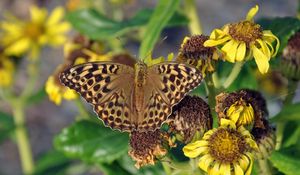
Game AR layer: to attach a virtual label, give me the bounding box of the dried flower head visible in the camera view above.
[251,119,276,159]
[167,95,212,143]
[281,32,300,81]
[215,89,268,129]
[128,130,168,168]
[183,119,258,175]
[177,35,219,76]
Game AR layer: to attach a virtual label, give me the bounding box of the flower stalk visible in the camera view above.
[184,0,202,35]
[12,101,34,174]
[223,61,244,88]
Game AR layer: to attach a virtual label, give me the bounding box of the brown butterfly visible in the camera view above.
[59,60,203,132]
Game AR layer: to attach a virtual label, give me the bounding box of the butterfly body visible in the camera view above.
[60,60,203,132]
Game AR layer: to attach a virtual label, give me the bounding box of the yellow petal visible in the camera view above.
[244,153,254,175]
[47,7,64,26]
[183,141,208,158]
[4,38,31,55]
[246,5,259,21]
[252,45,269,74]
[47,22,71,34]
[219,163,231,175]
[210,28,228,39]
[236,42,246,61]
[209,162,221,175]
[220,118,236,129]
[256,39,271,60]
[204,36,231,47]
[198,154,214,172]
[263,31,280,57]
[221,40,239,62]
[233,164,244,175]
[30,5,47,24]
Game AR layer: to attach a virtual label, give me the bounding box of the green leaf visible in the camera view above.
[258,17,300,53]
[27,87,47,106]
[34,150,71,175]
[271,103,300,122]
[54,120,129,164]
[67,8,187,40]
[117,155,164,175]
[98,161,131,175]
[139,0,181,58]
[269,146,300,175]
[0,111,15,143]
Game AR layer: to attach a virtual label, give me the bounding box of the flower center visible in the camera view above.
[208,128,247,163]
[24,22,44,40]
[229,21,262,45]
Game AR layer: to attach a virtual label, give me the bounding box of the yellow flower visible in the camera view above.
[45,74,77,105]
[0,56,15,87]
[0,6,70,59]
[183,119,258,175]
[204,5,279,74]
[226,99,255,128]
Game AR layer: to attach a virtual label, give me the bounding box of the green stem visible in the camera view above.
[223,62,244,88]
[162,161,172,175]
[275,80,298,150]
[206,75,218,127]
[184,0,202,35]
[21,60,40,98]
[12,102,34,174]
[258,159,272,175]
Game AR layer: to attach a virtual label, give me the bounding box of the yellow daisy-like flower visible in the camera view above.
[204,5,280,74]
[45,73,78,105]
[0,56,15,87]
[0,6,70,59]
[183,119,258,175]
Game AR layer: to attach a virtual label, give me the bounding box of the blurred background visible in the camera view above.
[0,0,299,174]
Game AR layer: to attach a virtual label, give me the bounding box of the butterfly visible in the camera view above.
[59,60,203,132]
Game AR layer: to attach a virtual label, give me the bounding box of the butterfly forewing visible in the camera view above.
[60,62,136,131]
[137,62,203,131]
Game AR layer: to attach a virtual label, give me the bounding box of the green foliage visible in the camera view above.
[258,17,300,53]
[139,0,181,58]
[271,103,300,122]
[98,155,164,175]
[0,111,14,143]
[67,7,187,41]
[54,120,129,164]
[269,146,300,175]
[34,150,71,175]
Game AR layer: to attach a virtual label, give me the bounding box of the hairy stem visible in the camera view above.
[223,62,244,88]
[13,102,34,174]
